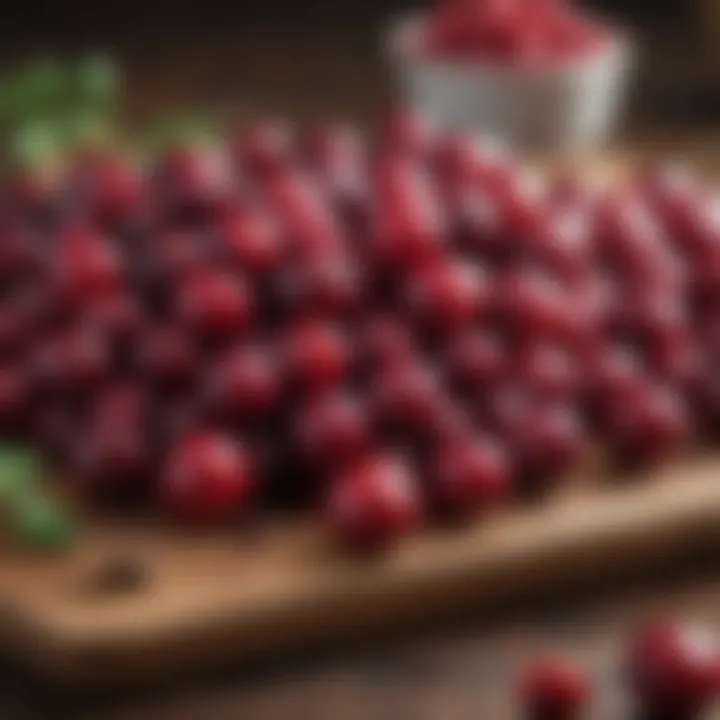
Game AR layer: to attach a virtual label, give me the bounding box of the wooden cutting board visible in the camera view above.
[3,155,716,690]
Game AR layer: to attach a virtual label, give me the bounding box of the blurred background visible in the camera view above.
[0,0,712,136]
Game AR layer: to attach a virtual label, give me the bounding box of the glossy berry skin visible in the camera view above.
[176,270,255,340]
[519,657,591,720]
[445,329,506,390]
[370,360,444,436]
[603,382,691,470]
[405,258,488,329]
[235,120,293,179]
[325,453,422,552]
[203,344,279,420]
[357,315,417,373]
[514,341,582,402]
[52,230,123,304]
[220,208,283,276]
[160,432,254,524]
[430,436,511,520]
[378,108,436,159]
[283,320,351,394]
[295,392,372,471]
[627,621,720,720]
[136,325,198,390]
[88,384,151,429]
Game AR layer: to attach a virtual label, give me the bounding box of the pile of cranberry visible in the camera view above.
[0,110,718,550]
[424,0,610,65]
[521,619,720,719]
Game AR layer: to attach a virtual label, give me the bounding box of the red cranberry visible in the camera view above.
[149,230,209,284]
[519,656,591,720]
[220,208,283,276]
[136,325,198,390]
[497,166,548,239]
[88,383,151,429]
[431,436,510,520]
[235,120,293,178]
[0,300,35,357]
[325,453,422,552]
[0,227,40,279]
[604,381,691,469]
[378,108,436,159]
[152,145,235,216]
[84,293,143,345]
[277,251,362,318]
[370,360,444,434]
[405,258,488,329]
[627,620,720,719]
[445,328,506,389]
[75,421,154,501]
[176,270,255,339]
[514,341,581,402]
[160,431,254,523]
[0,364,29,428]
[295,392,372,470]
[283,320,351,393]
[52,229,123,303]
[357,314,417,372]
[372,159,447,269]
[32,327,110,394]
[203,343,279,420]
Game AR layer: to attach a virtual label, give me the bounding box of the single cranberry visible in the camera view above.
[325,453,422,552]
[295,392,372,470]
[148,230,210,284]
[277,251,363,318]
[136,324,198,390]
[160,431,254,523]
[497,166,549,239]
[0,364,29,428]
[75,421,154,501]
[445,328,506,390]
[203,343,279,420]
[84,293,143,346]
[0,301,35,357]
[220,208,283,276]
[32,327,110,395]
[431,436,511,520]
[372,158,447,269]
[0,227,40,280]
[370,360,444,434]
[627,620,720,719]
[356,314,417,373]
[152,145,235,217]
[283,320,351,394]
[519,656,592,720]
[514,341,582,402]
[176,270,255,339]
[235,120,294,178]
[378,108,436,159]
[52,230,123,304]
[405,258,488,329]
[88,383,151,429]
[453,188,508,264]
[604,381,691,469]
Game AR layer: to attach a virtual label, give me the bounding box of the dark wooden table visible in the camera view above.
[3,18,720,720]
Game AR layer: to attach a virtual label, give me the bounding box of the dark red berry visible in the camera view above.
[519,656,591,720]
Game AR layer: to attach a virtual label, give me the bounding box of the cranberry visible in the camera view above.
[514,341,582,402]
[519,656,591,720]
[0,364,29,429]
[176,270,255,339]
[75,421,154,501]
[283,320,351,393]
[295,392,372,470]
[220,208,283,276]
[603,381,691,469]
[0,300,35,357]
[88,383,151,429]
[136,325,198,390]
[405,258,488,329]
[627,620,720,719]
[160,431,254,523]
[235,120,293,178]
[277,251,362,318]
[430,436,510,520]
[497,166,548,239]
[378,108,436,159]
[152,145,235,217]
[357,314,417,372]
[445,328,506,390]
[32,327,110,395]
[325,453,422,552]
[372,159,447,269]
[52,229,123,304]
[203,343,279,420]
[370,360,444,435]
[85,293,143,346]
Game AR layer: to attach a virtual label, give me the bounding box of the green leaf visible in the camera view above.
[1,57,66,122]
[13,496,76,552]
[7,120,61,167]
[0,444,42,504]
[75,53,119,114]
